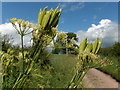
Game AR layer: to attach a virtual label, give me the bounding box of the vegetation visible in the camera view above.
[0,6,113,89]
[52,32,79,55]
[97,42,120,81]
[2,34,14,52]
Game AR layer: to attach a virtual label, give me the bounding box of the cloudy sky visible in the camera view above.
[0,2,118,47]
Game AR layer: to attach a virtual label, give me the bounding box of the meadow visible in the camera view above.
[22,53,119,88]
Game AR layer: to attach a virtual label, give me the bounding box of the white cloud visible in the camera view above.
[76,19,118,47]
[0,23,32,47]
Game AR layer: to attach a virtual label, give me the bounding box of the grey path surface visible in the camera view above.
[82,68,119,88]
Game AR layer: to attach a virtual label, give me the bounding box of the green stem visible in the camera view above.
[67,71,77,88]
[46,47,55,59]
[21,34,24,74]
[12,73,22,88]
[76,69,89,88]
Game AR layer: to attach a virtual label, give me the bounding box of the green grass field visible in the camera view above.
[49,54,77,88]
[24,54,119,88]
[24,54,77,88]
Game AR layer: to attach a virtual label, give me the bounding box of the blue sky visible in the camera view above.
[2,2,118,32]
[0,2,119,47]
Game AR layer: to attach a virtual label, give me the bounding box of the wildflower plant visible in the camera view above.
[67,38,112,88]
[0,6,112,89]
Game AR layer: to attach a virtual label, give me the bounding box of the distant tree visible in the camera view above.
[52,32,79,55]
[63,33,79,55]
[2,34,14,52]
[66,33,78,42]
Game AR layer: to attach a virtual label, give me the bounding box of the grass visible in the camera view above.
[24,54,77,88]
[97,55,120,82]
[49,54,77,88]
[24,54,119,88]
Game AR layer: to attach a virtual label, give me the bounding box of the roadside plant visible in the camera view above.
[67,38,112,88]
[10,18,34,73]
[1,6,66,88]
[0,6,112,89]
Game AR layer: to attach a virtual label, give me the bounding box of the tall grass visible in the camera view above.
[98,55,119,82]
[49,54,77,88]
[24,54,77,88]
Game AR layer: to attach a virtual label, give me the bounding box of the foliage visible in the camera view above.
[52,32,79,54]
[99,42,120,57]
[0,6,112,89]
[98,56,119,81]
[111,42,120,56]
[97,42,120,81]
[1,6,65,89]
[2,34,14,52]
[67,38,111,88]
[66,32,78,42]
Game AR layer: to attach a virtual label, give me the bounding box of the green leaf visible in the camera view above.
[31,74,44,78]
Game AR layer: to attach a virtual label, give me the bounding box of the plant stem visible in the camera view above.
[21,34,24,74]
[46,47,55,59]
[76,69,89,88]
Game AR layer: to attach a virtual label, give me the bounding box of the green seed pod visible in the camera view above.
[49,7,59,27]
[38,9,42,25]
[41,10,51,29]
[52,9,61,27]
[38,6,47,25]
[88,43,93,53]
[92,38,99,54]
[79,38,87,53]
[84,44,88,53]
[95,39,102,54]
[7,49,11,54]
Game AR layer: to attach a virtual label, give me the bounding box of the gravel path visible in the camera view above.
[82,68,119,88]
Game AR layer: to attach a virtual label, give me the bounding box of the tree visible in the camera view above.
[66,33,78,42]
[63,33,79,54]
[52,32,79,54]
[2,34,14,52]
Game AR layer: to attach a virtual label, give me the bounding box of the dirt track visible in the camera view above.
[82,68,119,88]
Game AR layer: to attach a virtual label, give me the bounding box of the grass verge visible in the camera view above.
[97,55,120,82]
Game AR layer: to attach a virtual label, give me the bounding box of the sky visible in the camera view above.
[0,2,119,47]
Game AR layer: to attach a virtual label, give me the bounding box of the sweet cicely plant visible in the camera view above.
[67,38,112,88]
[0,6,112,89]
[1,6,67,89]
[10,18,34,73]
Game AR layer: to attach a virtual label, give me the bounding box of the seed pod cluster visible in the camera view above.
[77,38,103,71]
[79,38,102,54]
[38,6,61,30]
